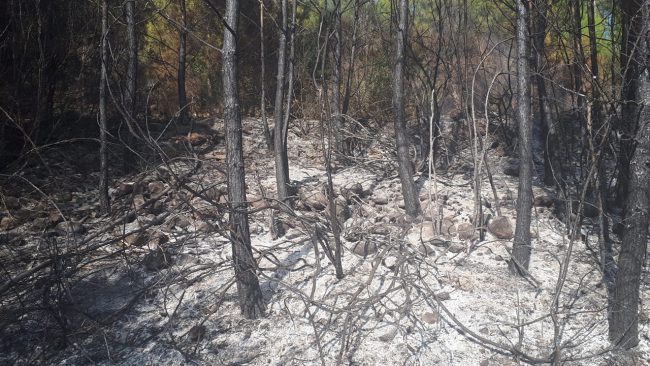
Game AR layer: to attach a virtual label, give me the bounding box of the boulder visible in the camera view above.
[487,216,514,239]
[533,195,554,207]
[143,248,172,271]
[148,181,166,198]
[2,196,20,210]
[55,221,86,235]
[502,159,520,177]
[0,216,19,231]
[457,222,476,240]
[303,191,328,211]
[352,241,378,257]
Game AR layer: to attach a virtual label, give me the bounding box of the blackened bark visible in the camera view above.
[586,0,615,294]
[99,0,111,215]
[332,0,343,154]
[609,0,649,349]
[393,0,421,217]
[123,0,138,171]
[616,0,643,205]
[222,0,265,319]
[341,0,360,116]
[259,1,272,149]
[274,0,290,204]
[509,0,533,275]
[178,0,189,125]
[531,0,557,187]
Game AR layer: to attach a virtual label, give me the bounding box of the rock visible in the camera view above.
[115,182,135,197]
[533,195,554,207]
[124,231,150,247]
[378,326,398,342]
[188,325,207,342]
[487,216,514,239]
[52,191,73,203]
[55,221,86,235]
[133,194,146,210]
[0,216,19,231]
[495,145,508,157]
[407,221,438,245]
[436,291,451,301]
[350,183,364,197]
[149,200,165,215]
[372,195,389,205]
[417,243,435,257]
[148,181,166,198]
[448,242,466,253]
[143,248,172,271]
[352,241,378,256]
[422,312,439,324]
[457,223,476,240]
[328,198,351,223]
[369,225,391,236]
[431,238,450,247]
[2,196,20,210]
[502,159,520,177]
[439,218,456,237]
[612,222,624,239]
[175,217,192,229]
[300,189,328,211]
[30,217,53,231]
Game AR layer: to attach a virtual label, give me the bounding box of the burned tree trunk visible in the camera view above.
[123,0,138,171]
[273,0,290,204]
[609,0,649,349]
[393,0,421,218]
[509,0,533,275]
[178,0,189,125]
[222,0,265,319]
[99,0,111,215]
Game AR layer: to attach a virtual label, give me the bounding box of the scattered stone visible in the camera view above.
[115,182,135,197]
[493,255,504,261]
[417,243,435,257]
[533,195,554,207]
[148,181,166,198]
[479,327,489,335]
[448,242,466,253]
[0,216,19,231]
[133,194,146,210]
[457,223,476,240]
[422,312,439,324]
[372,195,389,205]
[369,225,390,236]
[378,326,398,342]
[487,216,514,239]
[197,221,212,233]
[502,159,520,177]
[407,221,436,245]
[300,190,328,211]
[439,218,457,237]
[30,217,52,231]
[143,248,172,271]
[436,291,451,301]
[352,241,378,256]
[55,221,86,235]
[124,231,150,247]
[188,325,207,342]
[52,191,73,203]
[149,200,165,215]
[431,238,450,247]
[176,217,192,229]
[2,196,20,210]
[328,198,351,223]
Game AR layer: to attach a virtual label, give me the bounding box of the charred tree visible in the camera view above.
[509,0,533,276]
[609,0,649,349]
[259,0,272,149]
[99,0,111,215]
[222,0,266,319]
[178,0,190,125]
[123,0,138,171]
[273,0,290,205]
[393,0,421,217]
